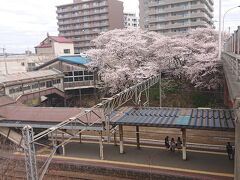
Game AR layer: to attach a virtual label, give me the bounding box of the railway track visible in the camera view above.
[0,154,128,180]
[1,167,128,180]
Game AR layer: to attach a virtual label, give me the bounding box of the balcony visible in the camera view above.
[58,22,109,31]
[148,4,211,15]
[57,9,108,20]
[149,12,212,23]
[148,0,213,12]
[57,15,108,26]
[148,0,193,7]
[60,28,103,37]
[57,2,108,14]
[149,21,209,31]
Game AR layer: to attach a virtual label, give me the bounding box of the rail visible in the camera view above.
[224,26,240,55]
[222,52,240,81]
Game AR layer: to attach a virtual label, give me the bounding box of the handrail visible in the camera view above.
[222,51,240,81]
[224,26,240,55]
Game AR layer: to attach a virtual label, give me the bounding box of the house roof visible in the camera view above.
[35,36,73,48]
[35,56,91,70]
[35,44,52,48]
[58,56,90,65]
[49,36,73,43]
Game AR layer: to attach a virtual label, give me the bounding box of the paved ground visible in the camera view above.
[63,141,234,178]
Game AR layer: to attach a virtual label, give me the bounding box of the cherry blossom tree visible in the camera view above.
[87,29,161,93]
[86,27,223,93]
[182,28,223,89]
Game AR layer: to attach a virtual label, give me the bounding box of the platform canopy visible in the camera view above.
[111,107,235,131]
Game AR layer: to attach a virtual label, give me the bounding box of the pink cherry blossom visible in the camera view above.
[86,27,225,93]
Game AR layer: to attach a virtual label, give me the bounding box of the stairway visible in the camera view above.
[0,127,24,148]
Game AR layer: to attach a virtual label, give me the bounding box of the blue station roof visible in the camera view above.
[58,56,90,65]
[111,107,235,131]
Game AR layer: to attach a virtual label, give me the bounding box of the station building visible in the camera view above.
[35,55,96,91]
[0,69,64,105]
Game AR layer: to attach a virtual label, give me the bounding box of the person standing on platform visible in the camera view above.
[176,137,182,150]
[164,136,170,149]
[226,142,234,160]
[170,138,176,152]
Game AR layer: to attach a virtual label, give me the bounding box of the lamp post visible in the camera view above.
[218,0,222,60]
[223,5,240,33]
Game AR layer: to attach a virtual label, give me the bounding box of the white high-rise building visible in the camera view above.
[124,13,139,28]
[139,0,214,35]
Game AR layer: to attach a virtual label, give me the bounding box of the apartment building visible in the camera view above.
[57,0,124,54]
[139,0,214,35]
[124,13,139,28]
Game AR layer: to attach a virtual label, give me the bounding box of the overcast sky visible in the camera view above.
[0,0,240,53]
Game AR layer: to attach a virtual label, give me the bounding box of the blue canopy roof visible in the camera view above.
[111,107,235,131]
[58,56,90,65]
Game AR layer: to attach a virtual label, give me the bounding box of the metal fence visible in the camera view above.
[222,52,240,81]
[222,26,240,82]
[224,26,240,55]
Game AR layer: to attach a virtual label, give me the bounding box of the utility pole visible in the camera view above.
[159,72,162,107]
[1,48,8,75]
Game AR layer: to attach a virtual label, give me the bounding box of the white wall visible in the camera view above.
[35,47,54,56]
[53,42,74,56]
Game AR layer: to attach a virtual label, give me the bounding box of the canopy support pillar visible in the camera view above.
[79,133,82,143]
[136,126,140,149]
[99,131,104,160]
[182,128,187,161]
[119,125,124,154]
[113,130,117,146]
[61,133,65,156]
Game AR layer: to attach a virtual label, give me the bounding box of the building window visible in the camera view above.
[74,71,83,76]
[84,71,93,75]
[64,49,70,54]
[64,72,73,76]
[32,83,39,89]
[84,76,94,81]
[53,79,61,85]
[64,77,74,82]
[74,77,84,81]
[39,82,46,87]
[63,70,94,83]
[46,81,53,88]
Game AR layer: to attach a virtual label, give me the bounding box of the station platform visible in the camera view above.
[40,141,234,180]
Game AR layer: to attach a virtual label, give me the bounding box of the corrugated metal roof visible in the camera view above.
[0,105,83,123]
[58,56,90,65]
[0,69,63,85]
[111,107,235,131]
[0,96,19,107]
